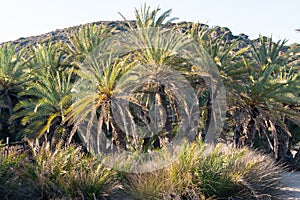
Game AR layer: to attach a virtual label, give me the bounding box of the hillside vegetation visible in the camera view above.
[0,4,299,199]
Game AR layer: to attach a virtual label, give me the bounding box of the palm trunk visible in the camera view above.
[203,92,212,141]
[157,85,172,145]
[277,126,291,163]
[156,85,173,147]
[109,108,127,151]
[233,111,245,148]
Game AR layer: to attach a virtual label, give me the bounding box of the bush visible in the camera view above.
[120,141,282,199]
[0,142,120,200]
[170,141,283,199]
[0,152,26,199]
[121,169,173,200]
[0,140,283,199]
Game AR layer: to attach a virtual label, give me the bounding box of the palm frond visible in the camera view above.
[134,3,177,28]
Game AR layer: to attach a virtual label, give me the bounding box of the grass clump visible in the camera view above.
[170,141,283,199]
[0,140,283,199]
[122,141,282,199]
[0,152,26,199]
[121,169,175,200]
[0,142,120,200]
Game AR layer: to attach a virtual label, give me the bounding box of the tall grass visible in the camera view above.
[122,141,283,199]
[0,152,26,199]
[0,140,283,199]
[170,141,283,199]
[0,142,120,200]
[121,169,174,200]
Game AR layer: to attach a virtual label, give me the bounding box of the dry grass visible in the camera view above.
[121,141,283,199]
[0,141,120,200]
[0,140,283,199]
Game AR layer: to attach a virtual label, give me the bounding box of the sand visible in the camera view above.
[280,172,300,199]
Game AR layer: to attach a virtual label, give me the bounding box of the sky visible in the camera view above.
[1,0,300,44]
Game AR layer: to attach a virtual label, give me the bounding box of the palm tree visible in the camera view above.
[250,36,287,66]
[0,43,28,141]
[191,26,300,161]
[12,70,74,146]
[66,23,114,65]
[120,5,201,149]
[28,42,69,75]
[64,53,135,151]
[63,22,132,151]
[12,42,74,146]
[112,4,226,148]
[131,3,177,28]
[65,4,207,153]
[226,37,300,161]
[187,24,247,141]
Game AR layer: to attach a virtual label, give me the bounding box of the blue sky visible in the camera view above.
[1,0,300,44]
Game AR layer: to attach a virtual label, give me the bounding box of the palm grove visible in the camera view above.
[1,6,300,170]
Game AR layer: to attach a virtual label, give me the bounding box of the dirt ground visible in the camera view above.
[280,172,300,199]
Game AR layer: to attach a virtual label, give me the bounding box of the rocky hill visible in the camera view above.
[0,20,293,51]
[1,21,132,49]
[2,20,300,66]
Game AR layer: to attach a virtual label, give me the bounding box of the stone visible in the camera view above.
[294,148,300,170]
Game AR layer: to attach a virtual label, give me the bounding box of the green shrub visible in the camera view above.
[2,142,120,200]
[116,141,282,199]
[170,141,283,199]
[60,156,120,199]
[0,152,26,199]
[0,140,283,199]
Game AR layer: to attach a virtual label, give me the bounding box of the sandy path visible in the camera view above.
[280,172,300,199]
